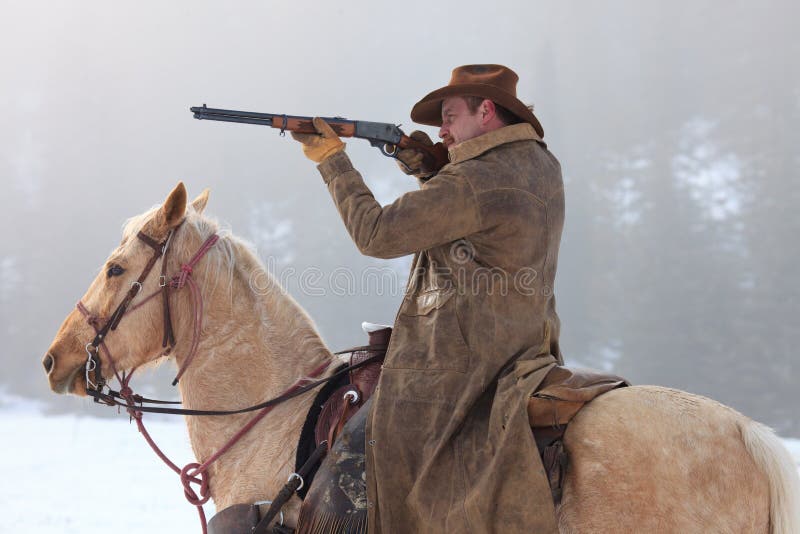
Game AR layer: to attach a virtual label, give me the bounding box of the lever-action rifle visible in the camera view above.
[190,105,449,174]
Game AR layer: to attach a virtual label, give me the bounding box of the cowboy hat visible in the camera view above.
[410,64,544,137]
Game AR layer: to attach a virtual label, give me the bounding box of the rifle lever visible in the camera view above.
[368,139,398,158]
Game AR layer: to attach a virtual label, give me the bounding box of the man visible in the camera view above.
[293,64,564,533]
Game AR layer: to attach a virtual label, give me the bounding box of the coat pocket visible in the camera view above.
[388,287,470,373]
[408,287,455,316]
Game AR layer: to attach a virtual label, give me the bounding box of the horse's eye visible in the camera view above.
[107,264,125,278]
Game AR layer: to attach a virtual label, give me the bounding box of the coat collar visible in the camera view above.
[448,123,543,165]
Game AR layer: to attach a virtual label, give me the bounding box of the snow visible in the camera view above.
[1,404,798,533]
[608,176,644,227]
[248,202,296,266]
[673,117,747,223]
[1,408,210,534]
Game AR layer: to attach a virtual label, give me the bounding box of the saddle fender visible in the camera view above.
[296,397,371,534]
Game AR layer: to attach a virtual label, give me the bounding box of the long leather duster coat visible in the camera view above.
[317,123,564,533]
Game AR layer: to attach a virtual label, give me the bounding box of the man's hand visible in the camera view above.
[291,117,346,163]
[396,130,436,181]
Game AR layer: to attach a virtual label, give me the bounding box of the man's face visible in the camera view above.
[439,96,484,148]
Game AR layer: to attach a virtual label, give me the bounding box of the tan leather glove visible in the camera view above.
[396,130,436,181]
[291,117,346,163]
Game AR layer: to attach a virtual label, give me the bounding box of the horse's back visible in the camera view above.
[559,385,771,533]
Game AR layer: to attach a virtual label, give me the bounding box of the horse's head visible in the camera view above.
[43,182,211,395]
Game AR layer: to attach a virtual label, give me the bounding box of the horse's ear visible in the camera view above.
[191,189,210,215]
[157,182,187,230]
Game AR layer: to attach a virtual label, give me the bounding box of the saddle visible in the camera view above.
[313,323,389,448]
[209,325,629,534]
[313,327,628,454]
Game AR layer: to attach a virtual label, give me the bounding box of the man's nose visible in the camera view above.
[438,125,448,139]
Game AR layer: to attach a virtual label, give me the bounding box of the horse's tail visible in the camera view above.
[740,419,800,534]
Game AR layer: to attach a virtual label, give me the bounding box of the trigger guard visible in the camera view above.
[382,143,398,157]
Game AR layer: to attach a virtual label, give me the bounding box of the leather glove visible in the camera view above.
[291,117,346,163]
[396,130,436,180]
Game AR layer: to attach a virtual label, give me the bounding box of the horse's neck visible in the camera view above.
[174,253,333,509]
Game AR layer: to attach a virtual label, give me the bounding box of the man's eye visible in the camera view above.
[107,264,125,278]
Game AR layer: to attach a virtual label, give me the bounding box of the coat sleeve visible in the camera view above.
[317,151,483,259]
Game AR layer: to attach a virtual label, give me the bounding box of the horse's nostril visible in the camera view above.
[43,353,54,374]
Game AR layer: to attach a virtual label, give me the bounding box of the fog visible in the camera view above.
[2,1,798,434]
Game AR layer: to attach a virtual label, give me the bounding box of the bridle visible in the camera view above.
[79,223,221,394]
[79,226,181,393]
[74,220,381,533]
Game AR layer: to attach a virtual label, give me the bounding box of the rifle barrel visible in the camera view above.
[190,106,356,128]
[189,106,280,121]
[193,113,274,127]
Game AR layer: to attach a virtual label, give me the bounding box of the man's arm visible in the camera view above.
[318,150,481,259]
[292,117,481,259]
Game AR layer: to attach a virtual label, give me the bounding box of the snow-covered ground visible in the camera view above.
[1,404,211,533]
[1,403,799,534]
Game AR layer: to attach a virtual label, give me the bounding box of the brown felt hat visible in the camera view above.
[411,64,544,138]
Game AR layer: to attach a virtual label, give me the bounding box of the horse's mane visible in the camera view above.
[120,204,240,299]
[120,203,332,369]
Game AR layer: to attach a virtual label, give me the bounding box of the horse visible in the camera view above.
[43,183,800,533]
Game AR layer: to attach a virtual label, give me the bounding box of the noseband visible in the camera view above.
[78,224,219,393]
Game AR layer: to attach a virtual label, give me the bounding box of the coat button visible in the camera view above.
[368,439,376,446]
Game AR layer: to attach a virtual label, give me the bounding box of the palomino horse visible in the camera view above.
[44,183,800,533]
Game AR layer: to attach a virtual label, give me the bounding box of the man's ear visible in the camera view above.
[157,182,187,230]
[191,188,210,215]
[481,100,496,125]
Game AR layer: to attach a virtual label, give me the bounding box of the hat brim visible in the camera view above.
[410,83,544,138]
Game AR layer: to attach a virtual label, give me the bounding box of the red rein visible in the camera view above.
[121,358,330,534]
[76,231,331,533]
